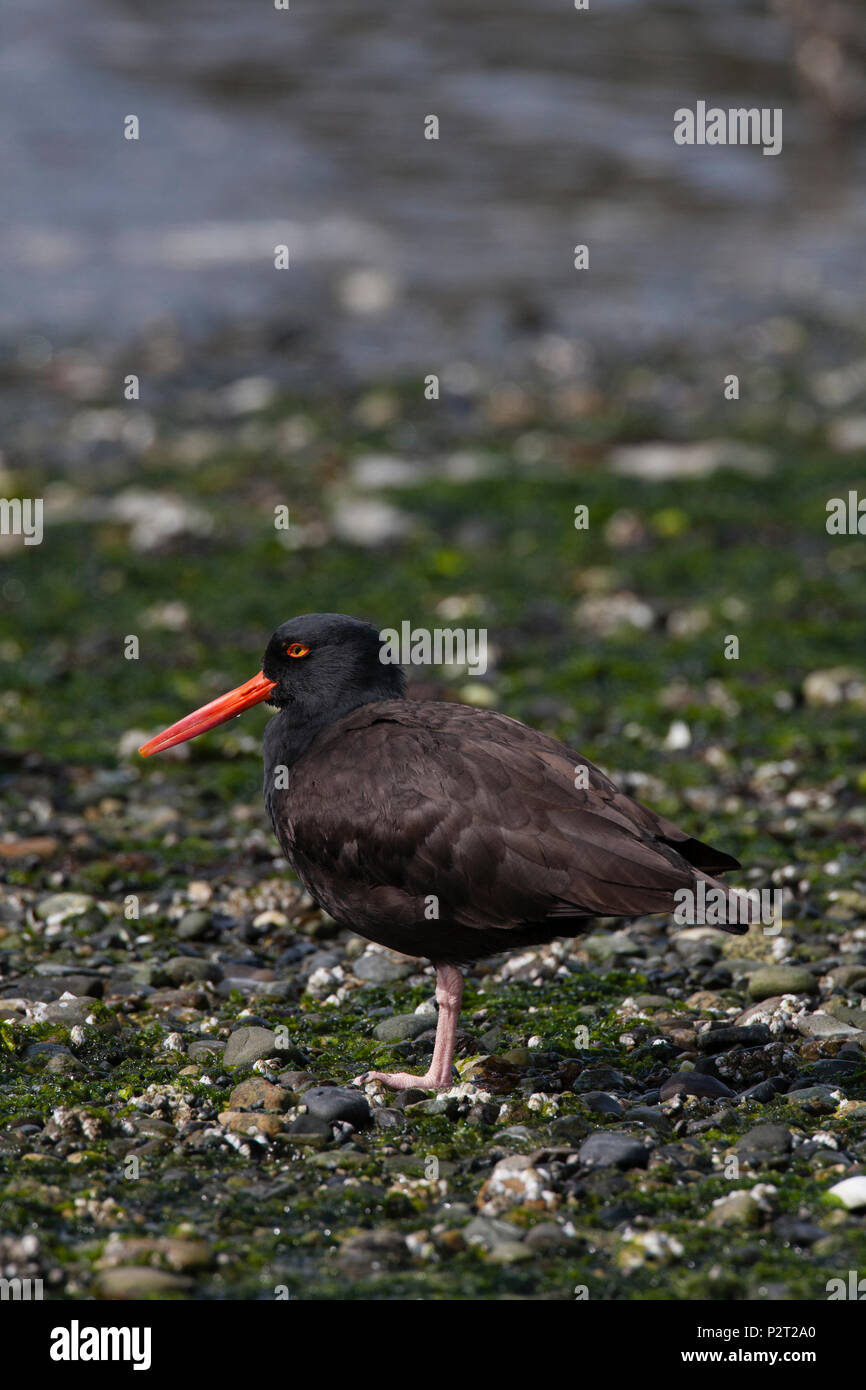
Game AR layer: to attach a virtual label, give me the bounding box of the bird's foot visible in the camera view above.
[352,1068,453,1093]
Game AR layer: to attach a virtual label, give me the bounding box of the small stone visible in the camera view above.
[707,1191,762,1228]
[303,1087,372,1129]
[582,1091,625,1117]
[0,836,59,860]
[828,1176,866,1211]
[583,932,641,961]
[735,1124,792,1159]
[549,1115,590,1143]
[336,1229,409,1274]
[660,1072,735,1102]
[176,911,212,940]
[277,1070,317,1089]
[486,1241,533,1264]
[784,1085,843,1114]
[772,1217,825,1245]
[218,1110,284,1139]
[187,1039,226,1061]
[738,1080,779,1103]
[228,1078,291,1112]
[523,1222,576,1252]
[222,1026,280,1069]
[573,1066,628,1094]
[353,953,414,984]
[796,1012,862,1040]
[286,1114,332,1143]
[747,966,817,1000]
[373,1014,431,1042]
[35,893,94,923]
[477,1154,556,1216]
[96,1267,193,1298]
[579,1131,649,1171]
[697,1024,771,1052]
[374,1107,404,1130]
[463,1216,525,1252]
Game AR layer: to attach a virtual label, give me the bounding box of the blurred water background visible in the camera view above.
[2,0,865,383]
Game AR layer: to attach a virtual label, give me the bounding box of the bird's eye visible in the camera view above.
[285,643,310,658]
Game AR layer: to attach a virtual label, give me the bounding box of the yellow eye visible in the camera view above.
[285,643,310,658]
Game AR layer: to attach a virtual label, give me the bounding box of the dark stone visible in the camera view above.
[581,1091,625,1118]
[572,1066,628,1094]
[549,1114,590,1143]
[735,1123,792,1157]
[302,1086,372,1129]
[697,1024,771,1053]
[392,1088,430,1109]
[286,1114,332,1140]
[809,1058,860,1081]
[24,1042,74,1060]
[161,955,223,984]
[578,1131,649,1171]
[374,1107,404,1130]
[738,1080,778,1103]
[277,1070,317,1090]
[373,1013,431,1042]
[772,1216,826,1246]
[660,1071,735,1101]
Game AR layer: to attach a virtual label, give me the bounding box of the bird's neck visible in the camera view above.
[263,684,402,773]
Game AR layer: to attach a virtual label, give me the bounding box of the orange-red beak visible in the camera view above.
[138,670,277,757]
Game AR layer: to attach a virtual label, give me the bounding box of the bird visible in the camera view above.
[139,612,752,1091]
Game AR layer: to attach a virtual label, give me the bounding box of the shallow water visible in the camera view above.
[2,0,865,375]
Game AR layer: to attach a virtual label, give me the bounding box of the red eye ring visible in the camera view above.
[286,643,310,658]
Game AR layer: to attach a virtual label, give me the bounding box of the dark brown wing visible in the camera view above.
[268,700,747,964]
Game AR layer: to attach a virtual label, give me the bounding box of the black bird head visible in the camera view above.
[262,613,406,713]
[139,612,405,757]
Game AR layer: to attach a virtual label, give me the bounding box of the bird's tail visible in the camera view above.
[674,873,776,936]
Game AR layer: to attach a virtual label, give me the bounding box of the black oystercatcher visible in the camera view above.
[139,613,751,1090]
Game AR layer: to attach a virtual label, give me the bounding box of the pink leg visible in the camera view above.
[354,965,463,1092]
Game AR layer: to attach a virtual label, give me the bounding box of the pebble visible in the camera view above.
[373,1013,432,1042]
[573,1066,628,1094]
[285,1114,332,1144]
[161,956,222,985]
[228,1078,292,1112]
[796,1013,861,1040]
[581,1091,625,1117]
[302,1087,372,1129]
[477,1154,556,1215]
[96,1267,193,1298]
[352,953,414,984]
[659,1072,734,1101]
[707,1191,763,1227]
[35,893,94,922]
[747,966,817,1000]
[828,1176,866,1211]
[176,911,212,940]
[735,1123,792,1159]
[697,1024,771,1052]
[463,1216,525,1252]
[218,1110,284,1139]
[222,1026,281,1069]
[579,1131,649,1171]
